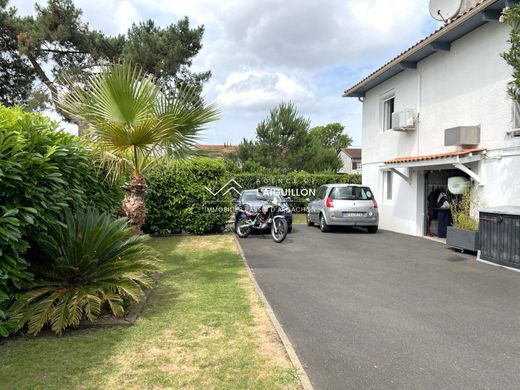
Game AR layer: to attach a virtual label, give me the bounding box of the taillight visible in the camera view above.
[326,197,334,208]
[372,198,378,209]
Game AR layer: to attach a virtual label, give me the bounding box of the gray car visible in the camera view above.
[307,184,379,233]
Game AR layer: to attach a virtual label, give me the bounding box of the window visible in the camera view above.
[329,186,373,201]
[382,96,395,131]
[513,100,520,130]
[315,186,327,200]
[507,80,520,136]
[384,171,393,200]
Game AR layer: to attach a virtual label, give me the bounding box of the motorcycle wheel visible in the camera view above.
[236,217,252,238]
[271,218,288,243]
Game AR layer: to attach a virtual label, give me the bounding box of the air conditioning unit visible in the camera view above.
[392,110,417,131]
[506,129,520,137]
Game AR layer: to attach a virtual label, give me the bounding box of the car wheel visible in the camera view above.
[367,226,378,234]
[320,214,330,232]
[306,213,314,226]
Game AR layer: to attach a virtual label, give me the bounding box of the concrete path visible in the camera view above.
[239,225,520,390]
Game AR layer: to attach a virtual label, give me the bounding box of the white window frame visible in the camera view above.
[381,91,395,132]
[512,96,520,131]
[507,80,520,132]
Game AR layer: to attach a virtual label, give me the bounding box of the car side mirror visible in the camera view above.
[232,198,238,204]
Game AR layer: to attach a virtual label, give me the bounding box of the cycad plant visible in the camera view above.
[59,63,220,232]
[8,208,160,335]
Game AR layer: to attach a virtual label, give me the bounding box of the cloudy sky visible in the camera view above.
[14,0,441,146]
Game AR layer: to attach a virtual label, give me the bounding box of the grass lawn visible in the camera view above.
[292,213,307,224]
[0,235,300,389]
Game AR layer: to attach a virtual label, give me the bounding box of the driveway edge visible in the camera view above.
[233,235,314,390]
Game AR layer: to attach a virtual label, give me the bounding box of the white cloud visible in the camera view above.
[200,0,433,74]
[215,70,314,110]
[117,1,141,34]
[12,0,439,146]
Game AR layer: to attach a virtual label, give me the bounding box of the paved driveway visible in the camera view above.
[239,225,520,390]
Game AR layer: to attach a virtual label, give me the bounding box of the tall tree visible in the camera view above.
[309,122,353,152]
[235,105,350,172]
[237,102,316,171]
[59,63,219,232]
[502,4,520,104]
[0,0,35,106]
[0,0,210,134]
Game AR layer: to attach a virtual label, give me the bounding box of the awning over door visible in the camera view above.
[382,148,486,184]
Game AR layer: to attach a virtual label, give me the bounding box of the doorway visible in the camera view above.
[423,169,469,237]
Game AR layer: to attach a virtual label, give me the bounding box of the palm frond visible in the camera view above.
[8,208,161,335]
[58,62,220,177]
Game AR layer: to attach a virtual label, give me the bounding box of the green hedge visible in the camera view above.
[143,166,361,236]
[144,158,232,235]
[233,172,362,210]
[0,106,122,336]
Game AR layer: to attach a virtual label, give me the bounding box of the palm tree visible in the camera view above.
[59,63,220,232]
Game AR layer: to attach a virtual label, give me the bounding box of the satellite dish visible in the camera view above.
[429,0,462,22]
[448,176,470,195]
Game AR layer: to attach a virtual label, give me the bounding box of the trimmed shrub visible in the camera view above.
[144,158,232,235]
[144,163,361,235]
[0,106,122,336]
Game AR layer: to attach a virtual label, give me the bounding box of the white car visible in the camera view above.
[307,184,379,233]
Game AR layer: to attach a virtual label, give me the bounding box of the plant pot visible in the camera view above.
[446,226,479,252]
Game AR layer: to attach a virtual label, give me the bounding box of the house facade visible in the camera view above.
[338,148,362,174]
[344,0,520,237]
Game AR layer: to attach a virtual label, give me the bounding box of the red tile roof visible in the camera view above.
[343,0,497,96]
[384,148,486,165]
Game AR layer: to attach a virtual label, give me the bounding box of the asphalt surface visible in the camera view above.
[239,224,520,390]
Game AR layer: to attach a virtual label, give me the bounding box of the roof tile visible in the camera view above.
[384,148,486,164]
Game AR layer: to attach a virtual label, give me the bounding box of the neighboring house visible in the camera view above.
[338,148,362,174]
[343,0,520,237]
[196,144,238,157]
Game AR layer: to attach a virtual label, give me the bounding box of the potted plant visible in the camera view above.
[447,189,480,252]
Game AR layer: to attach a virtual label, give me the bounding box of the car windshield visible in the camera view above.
[330,186,373,200]
[260,188,284,197]
[241,191,284,203]
[241,192,259,202]
[270,195,284,204]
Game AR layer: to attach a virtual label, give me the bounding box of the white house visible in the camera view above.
[343,0,520,237]
[337,148,362,174]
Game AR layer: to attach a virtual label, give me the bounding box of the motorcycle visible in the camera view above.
[235,195,289,243]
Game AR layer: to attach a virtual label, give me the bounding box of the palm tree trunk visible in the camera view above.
[122,175,148,233]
